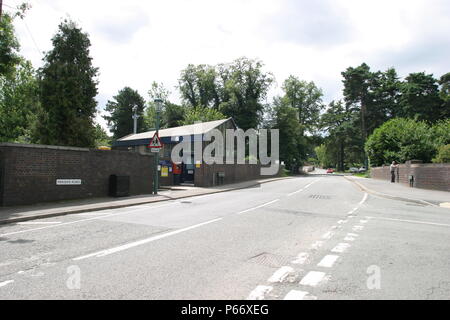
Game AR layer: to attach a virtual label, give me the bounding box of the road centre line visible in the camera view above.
[292,252,309,265]
[247,285,273,300]
[0,202,177,238]
[299,271,327,287]
[0,280,14,288]
[268,266,294,283]
[287,179,320,197]
[366,216,450,228]
[73,218,222,261]
[317,255,339,268]
[284,290,316,300]
[237,199,280,214]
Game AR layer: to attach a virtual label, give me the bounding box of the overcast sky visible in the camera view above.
[6,0,450,130]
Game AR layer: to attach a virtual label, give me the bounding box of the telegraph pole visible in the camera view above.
[0,0,3,21]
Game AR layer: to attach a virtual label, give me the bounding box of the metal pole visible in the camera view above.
[153,99,162,195]
[132,106,138,134]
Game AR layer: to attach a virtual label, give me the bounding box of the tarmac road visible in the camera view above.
[0,175,449,299]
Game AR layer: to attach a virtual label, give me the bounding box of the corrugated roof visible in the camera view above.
[118,118,233,142]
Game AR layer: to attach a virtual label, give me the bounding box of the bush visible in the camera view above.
[365,118,435,166]
[433,144,450,163]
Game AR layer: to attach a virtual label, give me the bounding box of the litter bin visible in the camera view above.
[109,175,130,197]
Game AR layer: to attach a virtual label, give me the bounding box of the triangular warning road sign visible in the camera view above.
[148,132,163,148]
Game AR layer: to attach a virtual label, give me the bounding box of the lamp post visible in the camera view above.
[153,98,163,195]
[132,105,139,134]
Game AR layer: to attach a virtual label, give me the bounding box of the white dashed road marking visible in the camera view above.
[344,233,359,241]
[299,271,327,287]
[311,241,324,250]
[0,280,14,288]
[292,252,309,265]
[247,285,273,300]
[287,179,320,197]
[73,218,222,260]
[238,199,280,214]
[317,255,340,268]
[284,290,316,300]
[268,266,294,283]
[331,243,351,253]
[322,231,334,239]
[352,225,364,231]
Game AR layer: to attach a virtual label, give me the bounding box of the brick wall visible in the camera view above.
[0,143,154,206]
[370,161,450,192]
[194,163,282,187]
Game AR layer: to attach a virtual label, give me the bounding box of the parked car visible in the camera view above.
[326,168,334,174]
[358,167,367,173]
[349,167,359,173]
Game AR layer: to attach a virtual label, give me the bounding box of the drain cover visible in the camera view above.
[309,194,331,200]
[247,252,291,267]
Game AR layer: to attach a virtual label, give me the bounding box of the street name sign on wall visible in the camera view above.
[56,179,82,185]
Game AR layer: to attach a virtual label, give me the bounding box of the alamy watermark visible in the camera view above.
[170,126,280,176]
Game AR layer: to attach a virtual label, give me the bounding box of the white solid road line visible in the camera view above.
[237,199,280,214]
[0,202,176,238]
[284,290,316,300]
[317,255,339,268]
[0,280,14,288]
[17,221,61,225]
[287,179,320,197]
[292,252,309,265]
[73,218,222,261]
[247,285,273,300]
[366,216,450,228]
[268,266,294,283]
[331,243,351,253]
[299,271,327,287]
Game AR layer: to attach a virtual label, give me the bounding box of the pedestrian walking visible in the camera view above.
[390,161,398,183]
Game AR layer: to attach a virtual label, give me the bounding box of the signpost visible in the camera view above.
[150,99,163,194]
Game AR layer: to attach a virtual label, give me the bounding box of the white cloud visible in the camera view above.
[8,0,450,132]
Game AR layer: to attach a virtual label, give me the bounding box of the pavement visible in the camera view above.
[345,175,450,207]
[1,175,450,299]
[0,176,289,225]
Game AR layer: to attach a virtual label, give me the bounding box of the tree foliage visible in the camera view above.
[281,75,324,134]
[181,106,226,125]
[365,118,436,166]
[178,57,273,130]
[34,19,99,147]
[104,87,145,140]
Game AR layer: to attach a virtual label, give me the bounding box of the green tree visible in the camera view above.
[399,72,445,123]
[34,19,98,147]
[219,57,274,130]
[271,97,305,172]
[320,100,360,171]
[438,72,450,118]
[0,9,39,143]
[365,118,435,166]
[0,59,39,142]
[181,106,226,125]
[0,13,20,78]
[281,75,324,134]
[104,87,145,140]
[94,124,111,147]
[432,144,450,163]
